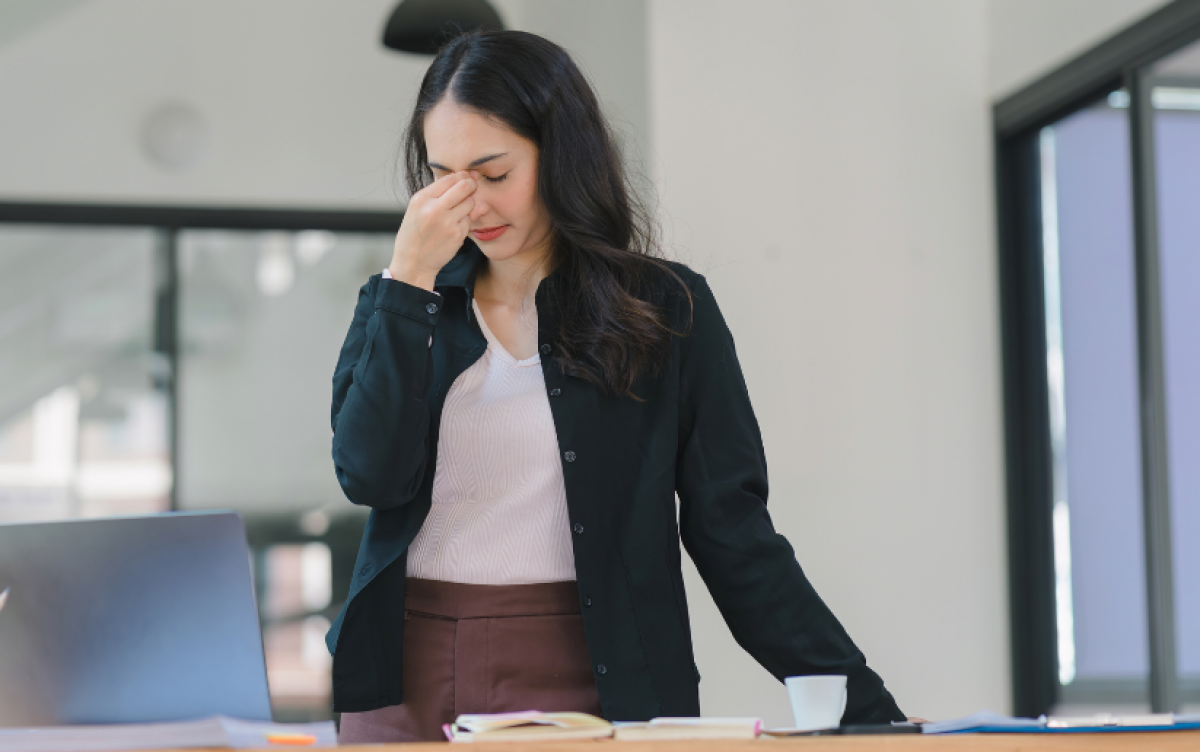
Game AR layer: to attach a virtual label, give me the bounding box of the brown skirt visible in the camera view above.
[337,578,602,744]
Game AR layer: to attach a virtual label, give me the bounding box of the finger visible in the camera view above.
[448,196,476,222]
[435,176,477,210]
[425,171,470,200]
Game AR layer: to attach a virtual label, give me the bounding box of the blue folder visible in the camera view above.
[923,711,1200,734]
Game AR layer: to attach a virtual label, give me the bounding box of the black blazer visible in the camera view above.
[324,242,904,723]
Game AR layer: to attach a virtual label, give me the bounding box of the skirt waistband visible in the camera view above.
[404,578,582,619]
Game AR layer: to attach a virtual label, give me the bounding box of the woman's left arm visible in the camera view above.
[674,274,905,725]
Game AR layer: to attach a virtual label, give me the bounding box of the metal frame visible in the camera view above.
[996,128,1060,718]
[995,0,1200,137]
[1128,68,1180,714]
[0,201,399,232]
[995,0,1200,716]
[153,231,180,510]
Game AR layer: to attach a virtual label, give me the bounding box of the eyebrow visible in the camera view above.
[427,152,508,171]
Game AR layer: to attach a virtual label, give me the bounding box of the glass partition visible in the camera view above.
[1039,101,1149,707]
[1151,38,1200,699]
[1000,14,1200,712]
[0,227,170,524]
[177,230,392,513]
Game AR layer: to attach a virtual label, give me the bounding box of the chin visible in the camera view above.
[477,237,528,262]
[475,242,510,260]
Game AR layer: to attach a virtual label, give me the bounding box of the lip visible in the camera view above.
[472,225,508,242]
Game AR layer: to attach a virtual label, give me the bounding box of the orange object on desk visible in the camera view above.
[264,733,318,746]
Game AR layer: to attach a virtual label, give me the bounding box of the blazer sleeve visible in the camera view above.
[674,273,905,724]
[330,274,444,510]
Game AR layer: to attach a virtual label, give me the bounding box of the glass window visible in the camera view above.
[177,230,392,512]
[1152,39,1200,692]
[0,227,170,523]
[1040,99,1149,705]
[996,4,1200,714]
[260,542,334,719]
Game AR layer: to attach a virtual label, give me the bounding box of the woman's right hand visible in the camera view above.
[388,171,479,291]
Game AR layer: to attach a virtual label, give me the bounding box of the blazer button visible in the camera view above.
[584,596,593,607]
[550,388,562,397]
[564,450,576,462]
[540,343,552,355]
[426,302,439,314]
[596,664,608,675]
[573,522,584,535]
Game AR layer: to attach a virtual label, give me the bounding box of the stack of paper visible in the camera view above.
[612,717,762,741]
[0,716,336,752]
[443,711,613,743]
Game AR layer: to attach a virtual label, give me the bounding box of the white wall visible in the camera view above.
[0,0,419,207]
[988,0,1172,99]
[499,0,649,175]
[646,0,1181,724]
[648,0,1007,724]
[0,0,647,209]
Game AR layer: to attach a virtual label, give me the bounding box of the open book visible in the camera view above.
[612,717,762,741]
[443,711,613,743]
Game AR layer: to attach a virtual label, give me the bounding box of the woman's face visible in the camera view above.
[423,98,553,265]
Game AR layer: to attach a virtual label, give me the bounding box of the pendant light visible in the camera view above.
[382,0,504,55]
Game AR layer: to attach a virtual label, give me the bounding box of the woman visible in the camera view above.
[327,29,905,743]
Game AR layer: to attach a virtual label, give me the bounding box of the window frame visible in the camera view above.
[0,201,399,511]
[995,0,1200,717]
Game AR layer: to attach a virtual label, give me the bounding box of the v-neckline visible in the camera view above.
[472,298,541,368]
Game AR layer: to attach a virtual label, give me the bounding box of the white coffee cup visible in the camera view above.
[784,674,847,731]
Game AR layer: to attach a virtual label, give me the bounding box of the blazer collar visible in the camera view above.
[434,241,485,292]
[433,238,565,300]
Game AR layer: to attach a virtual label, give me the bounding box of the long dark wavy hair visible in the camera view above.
[403,29,691,399]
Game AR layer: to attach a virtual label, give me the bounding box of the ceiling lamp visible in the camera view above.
[382,0,504,55]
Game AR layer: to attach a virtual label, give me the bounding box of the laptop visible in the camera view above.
[0,511,273,727]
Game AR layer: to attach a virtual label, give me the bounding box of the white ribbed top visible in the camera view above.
[406,297,576,584]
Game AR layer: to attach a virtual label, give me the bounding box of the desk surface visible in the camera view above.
[143,730,1200,751]
[347,733,1200,750]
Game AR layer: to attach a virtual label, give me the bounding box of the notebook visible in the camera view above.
[443,711,613,742]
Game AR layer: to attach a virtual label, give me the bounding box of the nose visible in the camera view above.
[468,193,489,223]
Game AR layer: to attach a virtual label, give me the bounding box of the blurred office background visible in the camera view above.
[0,0,1196,727]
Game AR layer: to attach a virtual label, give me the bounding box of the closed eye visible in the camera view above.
[484,172,509,183]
